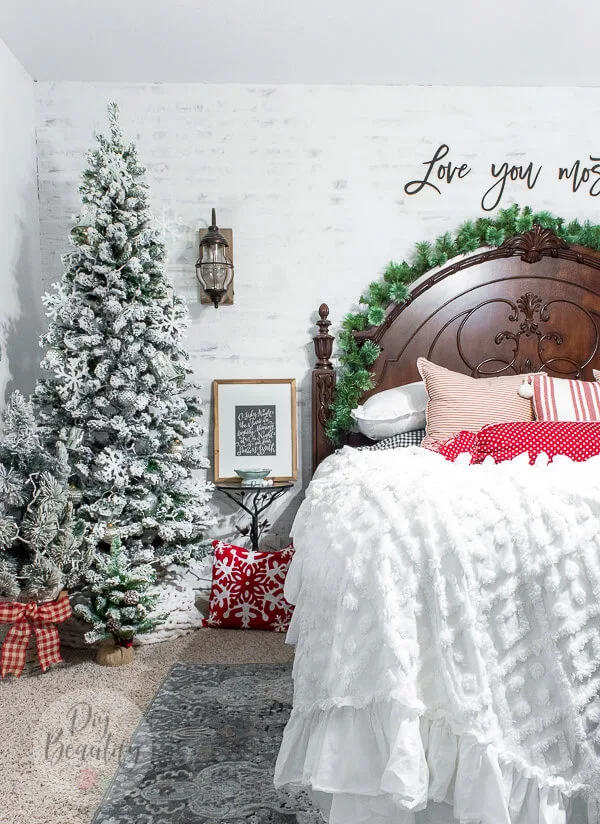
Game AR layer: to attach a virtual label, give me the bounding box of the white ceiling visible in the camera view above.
[2,0,600,86]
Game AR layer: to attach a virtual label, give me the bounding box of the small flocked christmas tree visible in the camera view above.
[34,103,214,571]
[0,391,90,600]
[75,537,163,646]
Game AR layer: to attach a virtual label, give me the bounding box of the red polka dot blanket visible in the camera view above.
[204,540,294,632]
[433,421,600,464]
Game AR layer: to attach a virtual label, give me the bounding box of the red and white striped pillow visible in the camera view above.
[417,358,534,448]
[531,373,600,421]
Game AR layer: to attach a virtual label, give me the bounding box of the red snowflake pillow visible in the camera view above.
[477,421,600,464]
[205,541,294,632]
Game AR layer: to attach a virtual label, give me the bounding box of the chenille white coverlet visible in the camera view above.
[274,446,600,824]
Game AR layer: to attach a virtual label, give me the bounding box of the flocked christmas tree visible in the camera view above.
[75,537,163,645]
[0,391,90,600]
[34,103,214,570]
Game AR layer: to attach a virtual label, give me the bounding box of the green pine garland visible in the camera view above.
[326,204,600,443]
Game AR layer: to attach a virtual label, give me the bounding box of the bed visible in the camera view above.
[274,224,600,824]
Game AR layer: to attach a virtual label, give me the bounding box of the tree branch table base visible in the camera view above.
[215,482,294,552]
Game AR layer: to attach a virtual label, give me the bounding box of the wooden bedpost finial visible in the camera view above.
[314,304,334,369]
[312,304,336,472]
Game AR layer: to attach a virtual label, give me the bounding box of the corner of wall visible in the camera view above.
[0,40,44,407]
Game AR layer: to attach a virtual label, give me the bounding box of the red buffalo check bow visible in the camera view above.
[0,591,72,677]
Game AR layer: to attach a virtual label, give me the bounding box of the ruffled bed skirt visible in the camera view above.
[274,698,596,824]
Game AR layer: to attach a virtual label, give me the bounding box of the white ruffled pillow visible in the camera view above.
[351,382,427,440]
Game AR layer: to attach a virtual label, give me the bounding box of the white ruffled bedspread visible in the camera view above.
[274,446,600,824]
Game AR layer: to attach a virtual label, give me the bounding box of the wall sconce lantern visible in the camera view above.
[195,208,234,308]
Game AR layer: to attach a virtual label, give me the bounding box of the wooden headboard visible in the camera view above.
[311,225,600,472]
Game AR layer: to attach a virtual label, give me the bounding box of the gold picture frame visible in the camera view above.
[213,379,298,483]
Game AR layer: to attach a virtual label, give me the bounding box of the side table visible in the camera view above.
[215,481,294,552]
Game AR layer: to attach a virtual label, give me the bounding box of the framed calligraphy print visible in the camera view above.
[212,379,297,482]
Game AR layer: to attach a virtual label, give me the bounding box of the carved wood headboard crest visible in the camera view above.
[311,225,600,472]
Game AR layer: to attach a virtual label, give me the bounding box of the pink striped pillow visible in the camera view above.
[417,358,533,449]
[531,373,600,421]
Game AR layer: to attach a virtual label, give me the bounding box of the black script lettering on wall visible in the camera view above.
[558,157,600,197]
[403,145,600,208]
[404,144,471,196]
[481,162,543,212]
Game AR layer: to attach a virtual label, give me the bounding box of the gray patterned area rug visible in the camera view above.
[92,662,321,824]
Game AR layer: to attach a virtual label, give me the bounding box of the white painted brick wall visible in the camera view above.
[34,82,600,540]
[0,40,42,408]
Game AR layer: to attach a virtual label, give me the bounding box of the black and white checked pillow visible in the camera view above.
[363,429,426,451]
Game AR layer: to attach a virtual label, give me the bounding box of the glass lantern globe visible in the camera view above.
[195,209,234,308]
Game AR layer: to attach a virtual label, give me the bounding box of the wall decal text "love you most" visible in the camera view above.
[403,144,600,212]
